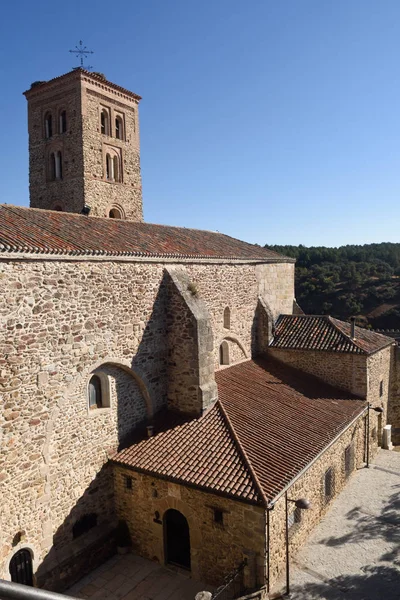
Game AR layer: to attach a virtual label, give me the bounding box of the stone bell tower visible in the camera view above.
[23,69,143,221]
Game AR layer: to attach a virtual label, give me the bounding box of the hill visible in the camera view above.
[265,242,400,330]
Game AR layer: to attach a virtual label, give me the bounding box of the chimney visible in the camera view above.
[350,317,356,340]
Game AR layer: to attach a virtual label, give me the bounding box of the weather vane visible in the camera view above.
[69,40,94,70]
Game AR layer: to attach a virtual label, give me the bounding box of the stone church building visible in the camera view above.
[0,68,399,597]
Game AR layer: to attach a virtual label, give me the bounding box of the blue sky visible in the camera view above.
[1,1,399,247]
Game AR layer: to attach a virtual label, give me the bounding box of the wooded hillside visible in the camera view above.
[265,242,400,330]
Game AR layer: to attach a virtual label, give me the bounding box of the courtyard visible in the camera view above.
[67,554,213,600]
[272,449,400,599]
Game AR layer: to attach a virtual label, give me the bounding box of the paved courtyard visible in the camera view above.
[272,449,400,599]
[67,554,213,600]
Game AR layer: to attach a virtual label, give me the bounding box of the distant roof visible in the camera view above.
[113,359,366,505]
[23,68,142,101]
[0,205,290,262]
[270,314,393,355]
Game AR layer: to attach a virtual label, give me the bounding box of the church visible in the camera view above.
[0,68,399,598]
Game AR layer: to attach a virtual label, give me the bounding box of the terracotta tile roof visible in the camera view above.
[217,359,366,502]
[113,359,367,505]
[114,402,262,504]
[270,314,393,355]
[0,205,290,262]
[23,68,142,101]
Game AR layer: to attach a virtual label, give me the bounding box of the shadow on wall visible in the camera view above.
[33,277,170,590]
[35,464,117,591]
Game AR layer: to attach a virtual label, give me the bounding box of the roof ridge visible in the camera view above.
[328,316,366,354]
[217,400,268,506]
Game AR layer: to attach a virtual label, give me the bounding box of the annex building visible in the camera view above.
[0,68,399,598]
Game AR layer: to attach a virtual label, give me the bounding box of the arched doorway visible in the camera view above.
[9,549,33,586]
[164,509,191,569]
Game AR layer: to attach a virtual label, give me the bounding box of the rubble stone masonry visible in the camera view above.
[0,256,293,586]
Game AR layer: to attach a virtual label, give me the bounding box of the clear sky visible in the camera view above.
[0,1,399,247]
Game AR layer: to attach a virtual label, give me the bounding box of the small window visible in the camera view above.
[125,476,133,490]
[379,380,384,397]
[344,445,353,478]
[115,115,124,140]
[106,153,112,180]
[372,427,377,440]
[55,151,63,179]
[88,375,102,409]
[49,152,56,180]
[219,341,229,366]
[59,110,67,133]
[53,204,63,211]
[109,207,122,219]
[324,468,334,501]
[45,113,53,138]
[223,307,230,329]
[288,507,301,529]
[72,513,97,539]
[101,109,109,135]
[214,509,223,525]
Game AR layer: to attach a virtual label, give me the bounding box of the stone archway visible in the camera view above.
[9,548,33,586]
[164,509,191,570]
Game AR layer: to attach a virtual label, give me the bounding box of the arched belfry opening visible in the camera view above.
[9,549,33,586]
[164,509,191,570]
[219,340,230,366]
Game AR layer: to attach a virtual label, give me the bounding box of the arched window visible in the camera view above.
[52,204,63,211]
[101,109,109,135]
[219,341,229,366]
[109,208,122,219]
[49,152,56,180]
[44,113,53,138]
[88,375,102,409]
[115,116,124,140]
[55,151,62,179]
[106,153,112,180]
[59,110,67,133]
[223,307,230,329]
[9,549,33,586]
[113,155,120,182]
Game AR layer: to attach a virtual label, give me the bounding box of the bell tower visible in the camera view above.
[23,69,143,221]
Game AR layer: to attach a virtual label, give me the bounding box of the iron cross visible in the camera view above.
[69,40,94,70]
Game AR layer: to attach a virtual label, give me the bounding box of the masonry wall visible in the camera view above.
[267,415,366,590]
[81,75,142,221]
[0,257,293,588]
[389,345,400,444]
[114,468,266,589]
[267,348,368,397]
[26,77,85,214]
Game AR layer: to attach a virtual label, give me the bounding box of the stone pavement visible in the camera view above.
[67,554,213,600]
[272,449,400,600]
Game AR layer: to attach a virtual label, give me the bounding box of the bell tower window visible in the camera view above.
[101,109,110,135]
[59,110,67,133]
[115,115,124,140]
[45,113,53,138]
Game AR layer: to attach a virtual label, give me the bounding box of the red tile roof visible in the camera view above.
[113,359,367,505]
[270,314,393,355]
[114,402,262,504]
[0,206,290,262]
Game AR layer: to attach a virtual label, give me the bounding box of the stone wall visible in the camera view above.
[267,414,366,589]
[267,348,368,398]
[113,467,266,589]
[389,345,400,444]
[0,256,293,586]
